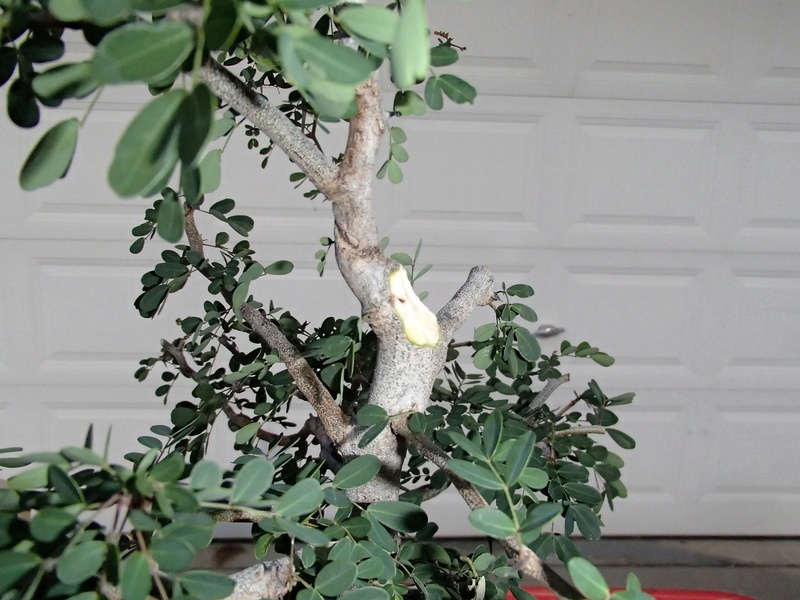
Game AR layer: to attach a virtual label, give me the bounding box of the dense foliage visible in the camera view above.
[1,1,650,599]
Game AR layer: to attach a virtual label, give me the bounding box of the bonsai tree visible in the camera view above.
[0,2,647,599]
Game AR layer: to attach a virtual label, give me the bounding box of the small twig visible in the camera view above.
[554,391,582,418]
[524,374,570,419]
[161,339,198,379]
[550,426,606,439]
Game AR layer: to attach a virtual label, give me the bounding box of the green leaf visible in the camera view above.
[567,557,610,600]
[234,421,261,444]
[295,31,376,85]
[512,303,538,322]
[518,467,548,490]
[590,352,615,367]
[48,0,87,21]
[61,446,105,465]
[0,551,41,594]
[342,588,390,600]
[231,458,275,504]
[121,552,152,600]
[472,345,494,370]
[446,431,486,459]
[80,0,132,26]
[273,517,331,545]
[515,327,541,362]
[108,89,184,197]
[507,284,534,298]
[367,501,427,533]
[424,76,443,110]
[150,538,195,573]
[569,504,603,541]
[19,118,79,191]
[49,464,84,504]
[93,21,194,84]
[333,455,381,489]
[190,460,223,490]
[483,411,503,457]
[8,78,40,128]
[204,0,242,51]
[430,45,459,67]
[387,160,403,183]
[358,422,387,448]
[522,502,562,532]
[178,571,235,600]
[437,74,477,104]
[30,507,76,542]
[150,453,185,483]
[276,478,324,517]
[32,62,97,100]
[265,260,294,275]
[504,431,535,486]
[179,84,214,165]
[390,0,429,90]
[356,404,387,426]
[468,507,516,538]
[563,482,603,505]
[390,143,409,163]
[0,47,16,87]
[7,464,49,491]
[314,560,357,596]
[157,190,184,242]
[56,540,106,585]
[474,323,496,342]
[338,6,398,45]
[20,35,65,63]
[226,214,254,236]
[447,459,504,490]
[393,90,426,116]
[139,284,169,314]
[607,428,636,450]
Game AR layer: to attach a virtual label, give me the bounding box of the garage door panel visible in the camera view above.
[566,117,718,236]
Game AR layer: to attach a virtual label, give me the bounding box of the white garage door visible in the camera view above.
[2,1,799,536]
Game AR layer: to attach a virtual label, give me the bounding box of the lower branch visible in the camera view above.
[392,418,584,600]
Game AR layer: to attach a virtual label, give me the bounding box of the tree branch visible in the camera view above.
[523,374,571,422]
[198,59,337,194]
[392,418,584,600]
[437,266,495,340]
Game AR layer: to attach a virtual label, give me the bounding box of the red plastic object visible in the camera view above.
[507,588,757,600]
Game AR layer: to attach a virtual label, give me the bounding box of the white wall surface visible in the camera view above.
[2,0,800,536]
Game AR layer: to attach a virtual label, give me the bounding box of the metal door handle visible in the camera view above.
[534,324,564,338]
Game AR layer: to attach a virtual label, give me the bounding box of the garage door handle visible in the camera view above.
[534,324,564,338]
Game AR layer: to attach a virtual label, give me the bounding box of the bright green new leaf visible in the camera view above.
[93,21,194,84]
[121,552,152,600]
[276,478,324,517]
[231,458,275,504]
[338,6,399,45]
[156,190,184,243]
[367,501,427,533]
[19,118,79,191]
[314,560,358,596]
[333,455,381,489]
[108,89,185,197]
[390,0,430,90]
[0,551,41,594]
[178,571,235,600]
[563,482,604,505]
[468,507,516,538]
[56,540,106,585]
[567,557,610,600]
[437,74,477,104]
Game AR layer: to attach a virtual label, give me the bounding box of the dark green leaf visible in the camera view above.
[569,504,602,541]
[49,464,84,504]
[8,78,40,128]
[437,74,477,104]
[333,455,381,490]
[607,428,636,450]
[356,404,387,426]
[468,507,515,538]
[150,538,195,573]
[150,453,185,483]
[121,552,151,600]
[93,21,194,84]
[179,84,214,165]
[32,62,97,100]
[358,422,387,448]
[0,551,41,594]
[30,507,76,542]
[276,478,324,517]
[274,517,330,545]
[446,431,486,459]
[342,588,390,600]
[0,47,16,87]
[430,45,459,67]
[226,214,254,236]
[367,501,427,533]
[81,0,132,25]
[507,284,534,298]
[512,303,538,322]
[522,502,561,532]
[108,90,184,197]
[154,262,188,279]
[19,118,79,191]
[56,540,106,585]
[265,260,294,275]
[178,571,235,600]
[204,0,241,51]
[563,482,603,505]
[567,557,610,600]
[472,345,494,370]
[483,411,503,457]
[20,35,65,63]
[314,560,357,596]
[139,284,169,314]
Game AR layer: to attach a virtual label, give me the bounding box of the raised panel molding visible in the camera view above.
[737,124,800,233]
[566,117,718,236]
